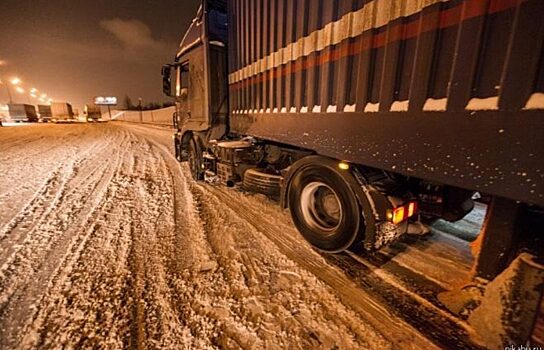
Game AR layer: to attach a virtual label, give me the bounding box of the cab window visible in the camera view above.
[176,63,189,101]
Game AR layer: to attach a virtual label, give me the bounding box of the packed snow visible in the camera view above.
[0,122,476,349]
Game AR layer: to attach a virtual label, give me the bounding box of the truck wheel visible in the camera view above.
[243,168,281,198]
[288,163,361,253]
[187,137,204,181]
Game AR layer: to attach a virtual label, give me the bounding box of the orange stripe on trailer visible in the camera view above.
[229,0,524,91]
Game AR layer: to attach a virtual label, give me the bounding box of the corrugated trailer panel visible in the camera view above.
[228,0,544,206]
[37,105,52,120]
[7,104,38,122]
[51,103,74,120]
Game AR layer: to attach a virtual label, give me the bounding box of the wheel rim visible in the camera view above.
[299,182,343,234]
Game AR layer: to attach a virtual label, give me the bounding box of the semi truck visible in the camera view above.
[83,105,102,122]
[163,0,543,345]
[6,104,38,122]
[50,102,75,122]
[37,105,52,122]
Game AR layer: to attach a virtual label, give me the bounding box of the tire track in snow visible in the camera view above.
[189,182,391,349]
[0,165,65,242]
[21,132,191,349]
[0,131,118,285]
[0,128,131,349]
[23,136,136,349]
[0,123,456,349]
[207,188,480,349]
[131,124,394,349]
[133,133,223,348]
[0,125,115,239]
[201,184,437,349]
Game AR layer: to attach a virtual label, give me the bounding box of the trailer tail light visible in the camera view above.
[387,201,418,224]
[392,207,405,224]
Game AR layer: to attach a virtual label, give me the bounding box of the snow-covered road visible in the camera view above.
[0,123,476,349]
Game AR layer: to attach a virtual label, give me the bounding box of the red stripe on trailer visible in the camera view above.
[488,0,522,14]
[230,0,523,91]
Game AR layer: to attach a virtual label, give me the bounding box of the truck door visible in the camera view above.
[176,62,190,127]
[177,45,209,131]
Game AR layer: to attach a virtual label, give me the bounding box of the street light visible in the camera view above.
[30,88,37,93]
[11,77,21,85]
[15,86,25,94]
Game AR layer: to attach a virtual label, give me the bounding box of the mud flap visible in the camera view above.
[350,167,409,251]
[468,253,544,348]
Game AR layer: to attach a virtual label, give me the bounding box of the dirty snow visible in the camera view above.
[0,123,444,349]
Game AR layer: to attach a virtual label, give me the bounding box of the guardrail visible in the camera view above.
[103,106,175,127]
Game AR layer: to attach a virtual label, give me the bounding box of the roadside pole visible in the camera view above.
[107,105,112,120]
[138,97,143,122]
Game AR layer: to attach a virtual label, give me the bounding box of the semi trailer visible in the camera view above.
[83,105,102,122]
[163,0,543,345]
[51,102,75,122]
[6,104,38,123]
[37,104,52,122]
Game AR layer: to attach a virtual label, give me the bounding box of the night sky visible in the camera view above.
[0,0,201,110]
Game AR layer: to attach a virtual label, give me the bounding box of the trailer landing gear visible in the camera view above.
[438,199,544,347]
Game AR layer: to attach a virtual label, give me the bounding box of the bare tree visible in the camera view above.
[123,95,133,110]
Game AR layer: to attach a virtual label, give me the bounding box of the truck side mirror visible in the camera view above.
[162,65,173,97]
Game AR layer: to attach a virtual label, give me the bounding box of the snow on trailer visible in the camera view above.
[162,0,544,347]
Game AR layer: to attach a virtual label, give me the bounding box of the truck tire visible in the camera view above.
[243,168,281,198]
[288,162,361,253]
[188,136,204,181]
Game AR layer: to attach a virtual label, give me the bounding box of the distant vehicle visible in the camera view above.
[84,105,102,122]
[51,102,75,123]
[7,104,38,123]
[37,105,53,123]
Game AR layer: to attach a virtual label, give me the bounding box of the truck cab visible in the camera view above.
[163,1,228,166]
